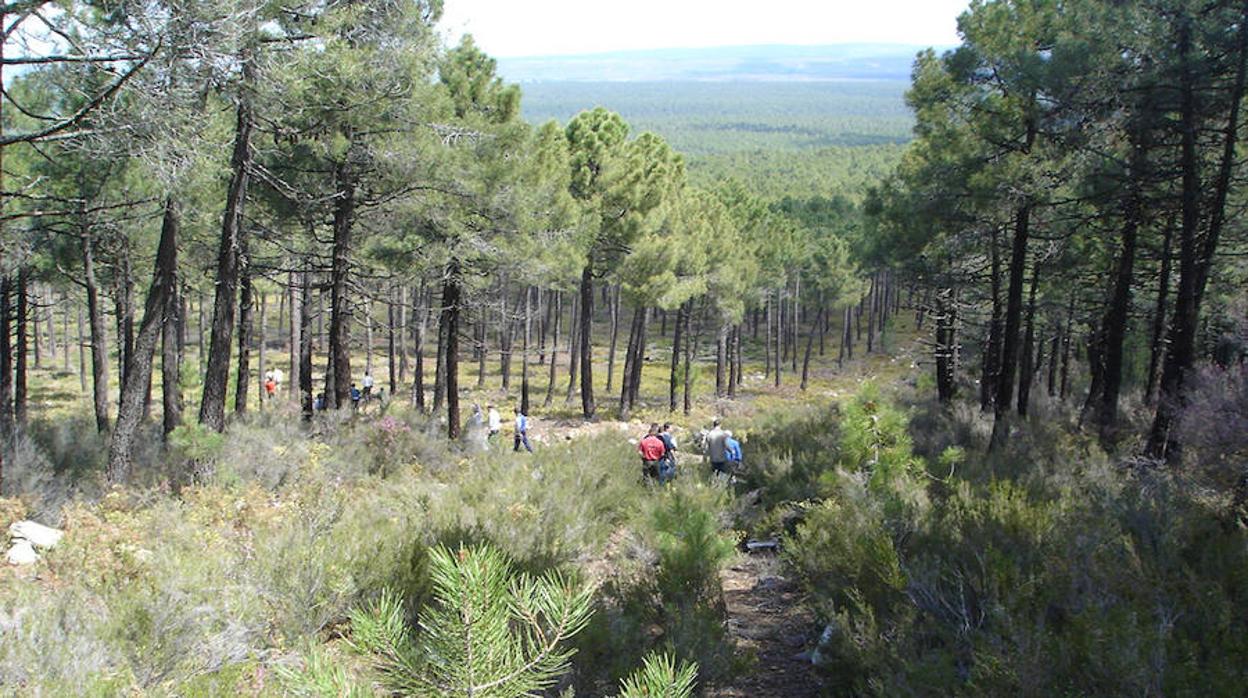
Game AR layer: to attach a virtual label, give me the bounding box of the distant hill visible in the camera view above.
[497,43,935,83]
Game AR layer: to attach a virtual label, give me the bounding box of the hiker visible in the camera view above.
[639,423,666,481]
[271,367,284,393]
[658,422,678,482]
[313,392,326,411]
[487,404,502,440]
[350,383,362,408]
[705,418,729,474]
[514,406,533,453]
[362,371,374,401]
[725,430,743,472]
[264,375,277,400]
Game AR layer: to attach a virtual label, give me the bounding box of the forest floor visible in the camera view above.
[710,551,825,697]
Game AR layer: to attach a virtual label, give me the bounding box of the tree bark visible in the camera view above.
[521,286,532,415]
[83,227,111,433]
[199,57,254,431]
[234,253,254,414]
[1017,258,1040,417]
[1145,221,1173,406]
[14,269,28,428]
[289,271,300,402]
[607,284,620,392]
[0,277,12,443]
[990,164,1036,452]
[328,155,356,409]
[387,290,397,396]
[669,301,684,411]
[299,269,314,420]
[544,291,561,408]
[162,242,182,438]
[935,287,958,403]
[107,199,179,482]
[578,265,595,418]
[440,259,463,439]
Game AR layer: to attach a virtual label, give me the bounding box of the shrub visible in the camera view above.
[345,544,595,697]
[617,651,698,698]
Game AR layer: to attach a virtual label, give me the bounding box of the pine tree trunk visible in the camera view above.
[728,323,739,398]
[257,292,267,409]
[1017,259,1040,417]
[715,321,728,397]
[328,156,356,409]
[935,287,958,403]
[162,223,182,438]
[629,306,648,409]
[566,293,579,402]
[387,291,397,396]
[521,286,531,416]
[0,277,12,442]
[801,303,823,391]
[234,255,254,415]
[289,271,300,402]
[413,285,427,411]
[1095,130,1148,444]
[441,259,463,439]
[398,286,408,385]
[669,301,684,412]
[867,274,877,354]
[77,302,87,392]
[476,305,487,389]
[764,295,772,379]
[774,290,783,388]
[607,284,620,392]
[1145,221,1174,406]
[544,291,561,408]
[83,228,111,433]
[578,265,595,419]
[15,269,28,428]
[299,269,314,420]
[620,303,643,419]
[991,166,1036,452]
[108,199,179,482]
[684,299,705,415]
[199,60,254,431]
[983,226,1004,411]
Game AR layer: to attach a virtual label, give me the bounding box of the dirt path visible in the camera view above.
[708,551,825,697]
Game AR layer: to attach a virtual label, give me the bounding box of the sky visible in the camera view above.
[438,0,971,58]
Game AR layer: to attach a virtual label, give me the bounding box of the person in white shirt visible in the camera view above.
[487,404,502,439]
[362,371,375,401]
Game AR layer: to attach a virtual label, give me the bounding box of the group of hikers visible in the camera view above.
[468,403,533,452]
[638,418,742,483]
[312,370,386,411]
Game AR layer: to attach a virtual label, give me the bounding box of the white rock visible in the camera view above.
[9,521,64,550]
[6,540,38,566]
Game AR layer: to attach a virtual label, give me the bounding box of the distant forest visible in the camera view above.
[519,80,913,199]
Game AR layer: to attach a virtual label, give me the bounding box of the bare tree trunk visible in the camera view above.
[669,301,684,411]
[234,254,254,415]
[476,305,487,389]
[328,156,356,409]
[620,303,643,419]
[289,271,300,402]
[199,58,254,431]
[77,302,87,392]
[607,284,621,392]
[1145,222,1174,407]
[521,286,532,415]
[387,290,396,396]
[0,277,12,442]
[545,291,561,408]
[440,259,463,439]
[715,321,728,397]
[413,284,427,411]
[83,228,111,433]
[397,286,408,385]
[566,293,580,402]
[764,295,772,379]
[684,299,707,415]
[299,269,313,420]
[162,232,182,437]
[257,291,267,409]
[14,269,28,428]
[108,199,179,482]
[935,287,958,403]
[801,303,824,391]
[774,289,783,388]
[1017,258,1040,417]
[579,265,595,418]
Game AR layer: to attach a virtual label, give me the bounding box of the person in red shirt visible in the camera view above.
[638,423,666,482]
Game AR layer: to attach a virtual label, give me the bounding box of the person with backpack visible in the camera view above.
[724,430,743,473]
[514,406,533,453]
[638,423,666,481]
[658,423,678,483]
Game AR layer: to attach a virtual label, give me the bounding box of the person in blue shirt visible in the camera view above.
[724,430,742,471]
[350,384,362,408]
[514,406,533,452]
